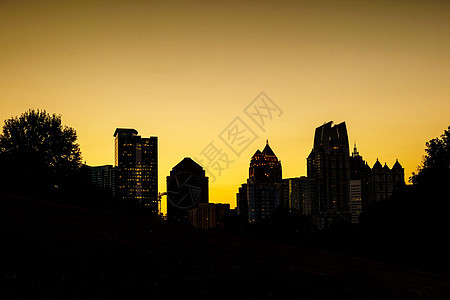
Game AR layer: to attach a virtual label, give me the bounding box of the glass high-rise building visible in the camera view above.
[114,128,158,215]
[307,121,351,228]
[88,164,117,196]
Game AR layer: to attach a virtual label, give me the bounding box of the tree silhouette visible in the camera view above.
[410,125,450,184]
[0,109,82,195]
[357,125,450,273]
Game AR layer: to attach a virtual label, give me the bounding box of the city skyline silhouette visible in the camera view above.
[1,1,450,297]
[1,1,450,212]
[0,110,448,297]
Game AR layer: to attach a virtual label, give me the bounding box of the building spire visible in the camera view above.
[352,142,359,157]
[266,139,268,145]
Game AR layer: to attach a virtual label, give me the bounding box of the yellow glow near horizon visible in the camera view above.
[1,1,449,214]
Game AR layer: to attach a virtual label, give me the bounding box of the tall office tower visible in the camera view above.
[249,140,282,183]
[247,181,280,223]
[88,164,117,196]
[307,121,351,228]
[282,177,312,214]
[114,128,158,214]
[244,141,283,223]
[313,121,349,154]
[275,179,290,210]
[349,143,364,223]
[350,180,362,224]
[166,157,209,223]
[349,143,365,180]
[298,176,317,216]
[236,183,248,220]
[284,177,301,213]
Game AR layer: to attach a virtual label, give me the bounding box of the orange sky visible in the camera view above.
[1,0,449,214]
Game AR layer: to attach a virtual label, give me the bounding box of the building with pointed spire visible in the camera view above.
[349,143,363,223]
[249,140,282,183]
[237,140,283,224]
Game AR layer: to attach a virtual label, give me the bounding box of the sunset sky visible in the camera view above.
[1,0,449,213]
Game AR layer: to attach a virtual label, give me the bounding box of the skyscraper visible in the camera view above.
[284,176,317,215]
[247,181,280,223]
[166,157,209,223]
[307,121,351,228]
[349,143,364,223]
[88,164,117,196]
[313,121,349,155]
[249,140,282,183]
[236,183,248,219]
[238,140,283,224]
[114,128,158,215]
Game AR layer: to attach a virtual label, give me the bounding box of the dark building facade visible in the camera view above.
[189,203,231,230]
[275,179,290,210]
[237,141,283,224]
[247,181,280,223]
[88,164,117,196]
[361,159,405,212]
[114,128,158,214]
[166,157,209,223]
[249,140,282,183]
[278,177,317,216]
[349,143,405,216]
[349,144,364,223]
[307,121,351,228]
[236,183,248,219]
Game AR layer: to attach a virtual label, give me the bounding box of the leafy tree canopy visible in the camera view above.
[0,109,82,179]
[411,125,450,184]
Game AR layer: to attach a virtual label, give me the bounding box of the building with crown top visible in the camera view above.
[249,140,282,183]
[237,140,283,223]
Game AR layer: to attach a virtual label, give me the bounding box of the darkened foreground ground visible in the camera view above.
[1,193,449,299]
